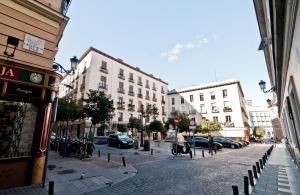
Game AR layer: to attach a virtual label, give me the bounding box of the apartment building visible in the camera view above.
[167,79,250,139]
[0,0,71,189]
[247,106,273,138]
[59,47,168,136]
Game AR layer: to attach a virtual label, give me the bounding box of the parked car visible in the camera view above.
[213,138,240,149]
[238,139,250,146]
[107,134,134,148]
[93,136,109,145]
[187,137,223,150]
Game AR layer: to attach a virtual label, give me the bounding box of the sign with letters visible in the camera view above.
[6,83,42,100]
[23,34,45,54]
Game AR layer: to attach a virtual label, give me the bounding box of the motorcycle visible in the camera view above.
[171,142,192,158]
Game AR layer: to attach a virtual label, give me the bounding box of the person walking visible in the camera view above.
[208,135,214,156]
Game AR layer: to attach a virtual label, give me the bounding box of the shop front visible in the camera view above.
[0,61,61,189]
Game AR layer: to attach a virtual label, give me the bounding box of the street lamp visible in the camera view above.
[53,56,79,74]
[258,80,276,93]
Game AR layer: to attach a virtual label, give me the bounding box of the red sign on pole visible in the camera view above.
[173,117,179,125]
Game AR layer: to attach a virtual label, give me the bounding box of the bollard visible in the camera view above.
[122,157,126,166]
[98,150,100,157]
[108,153,110,162]
[189,151,192,159]
[244,176,249,195]
[202,150,205,157]
[259,159,263,169]
[265,153,268,160]
[262,156,266,166]
[248,170,254,186]
[151,148,153,155]
[49,181,54,195]
[256,162,261,174]
[232,185,239,195]
[253,165,258,179]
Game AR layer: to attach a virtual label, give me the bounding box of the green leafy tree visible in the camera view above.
[128,117,143,136]
[117,124,128,133]
[177,113,190,133]
[83,90,115,135]
[196,119,221,134]
[148,120,164,134]
[164,117,175,131]
[253,126,266,138]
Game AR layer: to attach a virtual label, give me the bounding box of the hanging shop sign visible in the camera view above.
[0,65,45,85]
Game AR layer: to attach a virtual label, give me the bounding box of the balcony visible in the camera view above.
[98,82,108,89]
[145,96,150,100]
[128,78,134,83]
[211,95,216,100]
[118,117,123,122]
[161,100,166,104]
[189,110,197,115]
[152,97,157,102]
[138,81,143,86]
[117,88,125,94]
[138,94,143,98]
[128,91,135,96]
[100,67,108,74]
[146,84,150,89]
[117,102,125,110]
[162,112,166,116]
[161,89,165,94]
[152,87,157,91]
[118,74,125,80]
[211,107,219,113]
[128,104,135,111]
[223,122,235,127]
[223,107,232,112]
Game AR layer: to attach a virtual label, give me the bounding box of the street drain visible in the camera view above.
[47,164,56,170]
[57,169,76,174]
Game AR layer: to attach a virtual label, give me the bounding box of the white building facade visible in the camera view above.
[247,106,274,139]
[59,47,168,136]
[167,79,250,139]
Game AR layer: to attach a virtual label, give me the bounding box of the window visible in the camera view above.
[119,82,124,89]
[138,76,142,85]
[162,106,165,113]
[161,86,165,93]
[199,93,204,101]
[210,91,215,100]
[138,88,142,94]
[172,107,175,112]
[223,101,230,108]
[129,85,134,95]
[101,61,107,70]
[118,97,123,103]
[213,116,218,122]
[101,76,106,82]
[118,112,123,121]
[129,73,134,82]
[172,98,175,105]
[146,80,149,88]
[181,97,184,104]
[200,104,206,113]
[222,89,228,98]
[225,115,231,122]
[190,95,194,102]
[129,99,133,105]
[152,83,156,90]
[119,68,124,76]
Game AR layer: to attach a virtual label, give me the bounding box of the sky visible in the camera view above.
[56,0,272,106]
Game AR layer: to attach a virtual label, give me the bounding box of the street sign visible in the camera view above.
[173,117,179,125]
[189,120,195,126]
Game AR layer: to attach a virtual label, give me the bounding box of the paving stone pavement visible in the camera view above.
[251,144,300,195]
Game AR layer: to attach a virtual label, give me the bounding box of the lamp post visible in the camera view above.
[258,80,276,93]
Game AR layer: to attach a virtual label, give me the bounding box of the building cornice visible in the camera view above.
[78,47,168,85]
[167,80,245,97]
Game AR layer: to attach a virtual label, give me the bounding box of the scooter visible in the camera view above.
[171,142,192,158]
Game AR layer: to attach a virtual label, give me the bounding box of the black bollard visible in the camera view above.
[265,153,268,160]
[256,162,261,174]
[262,156,266,166]
[151,148,153,155]
[259,159,263,169]
[108,153,110,162]
[248,170,254,186]
[232,185,239,195]
[202,150,205,157]
[244,176,249,195]
[189,151,192,159]
[253,165,258,179]
[49,181,54,195]
[122,157,126,166]
[98,150,100,157]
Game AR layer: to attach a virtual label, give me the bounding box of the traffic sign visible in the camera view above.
[173,117,179,125]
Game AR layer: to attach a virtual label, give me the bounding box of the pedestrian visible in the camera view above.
[208,135,214,156]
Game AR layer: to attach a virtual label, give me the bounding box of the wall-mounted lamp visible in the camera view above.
[3,36,19,57]
[258,80,276,93]
[53,56,78,75]
[258,37,272,50]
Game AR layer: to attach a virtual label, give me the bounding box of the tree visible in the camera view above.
[196,119,221,134]
[56,98,83,137]
[177,113,190,133]
[83,90,115,135]
[164,117,175,131]
[128,117,143,136]
[148,120,164,134]
[253,126,265,138]
[117,124,128,133]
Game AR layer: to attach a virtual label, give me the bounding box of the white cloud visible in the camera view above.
[185,43,195,49]
[212,33,217,40]
[198,37,209,44]
[161,43,183,62]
